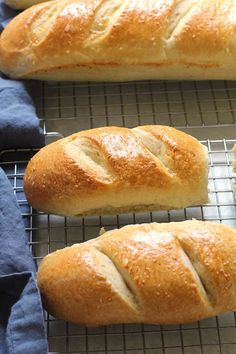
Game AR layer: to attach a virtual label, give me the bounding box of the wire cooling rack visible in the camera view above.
[30,80,236,139]
[1,79,236,354]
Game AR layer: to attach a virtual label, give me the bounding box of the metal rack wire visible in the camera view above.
[30,80,236,138]
[1,79,236,354]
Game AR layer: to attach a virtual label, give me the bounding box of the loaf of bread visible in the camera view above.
[1,0,236,80]
[37,220,236,326]
[4,0,48,10]
[23,125,209,216]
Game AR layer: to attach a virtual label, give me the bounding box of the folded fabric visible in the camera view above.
[0,2,47,352]
[0,1,45,150]
[0,167,48,354]
[0,273,48,354]
[0,0,16,27]
[0,76,45,150]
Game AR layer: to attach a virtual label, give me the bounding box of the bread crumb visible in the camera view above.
[99,227,106,236]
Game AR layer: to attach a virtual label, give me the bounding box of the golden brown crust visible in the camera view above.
[1,0,236,80]
[37,220,236,326]
[23,125,208,216]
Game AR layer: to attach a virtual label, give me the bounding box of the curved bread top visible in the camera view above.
[23,125,208,216]
[37,220,236,326]
[1,0,236,79]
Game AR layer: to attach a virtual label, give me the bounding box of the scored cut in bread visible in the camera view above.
[37,220,236,326]
[1,0,236,80]
[23,125,209,216]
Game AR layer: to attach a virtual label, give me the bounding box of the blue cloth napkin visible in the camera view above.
[0,1,45,151]
[0,1,16,27]
[0,2,48,353]
[0,77,45,150]
[0,168,48,354]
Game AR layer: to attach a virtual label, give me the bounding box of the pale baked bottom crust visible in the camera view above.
[74,199,209,217]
